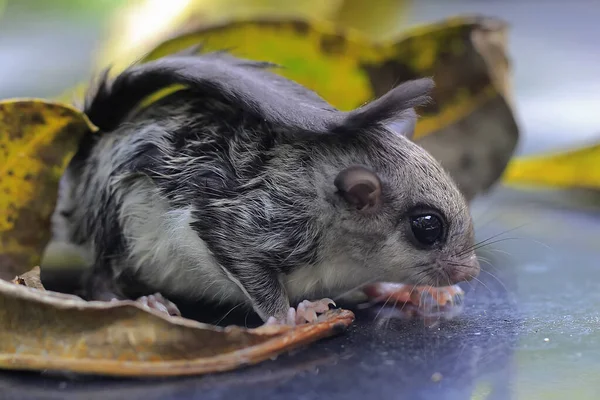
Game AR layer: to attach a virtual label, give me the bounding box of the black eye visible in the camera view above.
[410,214,444,246]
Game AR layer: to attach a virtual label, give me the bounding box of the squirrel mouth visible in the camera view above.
[413,254,481,287]
[443,253,481,284]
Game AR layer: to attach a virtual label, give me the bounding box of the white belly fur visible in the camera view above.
[118,179,246,305]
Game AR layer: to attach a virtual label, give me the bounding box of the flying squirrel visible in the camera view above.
[50,48,480,325]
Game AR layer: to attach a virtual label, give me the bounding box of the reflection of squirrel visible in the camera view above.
[49,48,479,324]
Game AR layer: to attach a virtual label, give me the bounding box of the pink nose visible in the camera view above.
[447,254,480,283]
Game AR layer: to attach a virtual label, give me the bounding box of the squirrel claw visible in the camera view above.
[136,292,181,316]
[264,298,336,326]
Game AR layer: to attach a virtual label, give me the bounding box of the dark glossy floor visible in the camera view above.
[1,186,599,400]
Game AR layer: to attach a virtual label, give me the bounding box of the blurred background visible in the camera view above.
[1,2,600,399]
[1,0,599,156]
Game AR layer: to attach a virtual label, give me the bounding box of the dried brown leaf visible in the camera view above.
[0,268,354,377]
[11,265,44,290]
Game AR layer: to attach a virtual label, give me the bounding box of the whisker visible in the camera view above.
[476,255,491,265]
[470,237,523,252]
[458,223,530,257]
[474,254,508,276]
[383,284,405,331]
[472,206,508,232]
[451,258,509,296]
[463,275,475,293]
[478,269,510,294]
[446,261,495,294]
[373,292,394,322]
[479,247,515,262]
[395,273,427,322]
[433,274,443,324]
[212,302,243,325]
[471,196,542,232]
[513,236,554,252]
[469,275,494,295]
[450,203,471,222]
[244,310,250,328]
[477,257,496,271]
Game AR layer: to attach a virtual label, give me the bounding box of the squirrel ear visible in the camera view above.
[334,165,382,212]
[382,108,418,140]
[333,78,434,136]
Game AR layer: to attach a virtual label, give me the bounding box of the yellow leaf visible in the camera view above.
[0,100,94,279]
[502,142,600,190]
[327,0,412,41]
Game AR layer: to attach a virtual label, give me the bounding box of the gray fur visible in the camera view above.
[51,50,478,322]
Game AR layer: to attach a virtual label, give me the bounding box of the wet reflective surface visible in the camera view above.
[2,186,599,400]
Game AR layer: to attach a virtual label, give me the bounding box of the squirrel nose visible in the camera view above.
[446,253,480,283]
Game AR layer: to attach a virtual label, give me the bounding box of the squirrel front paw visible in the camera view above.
[135,292,181,316]
[265,298,336,326]
[363,282,464,316]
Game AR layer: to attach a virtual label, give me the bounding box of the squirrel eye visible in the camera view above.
[410,214,444,246]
